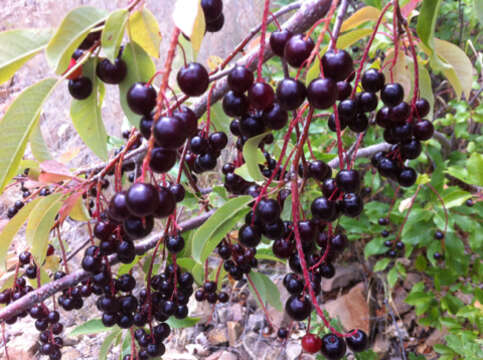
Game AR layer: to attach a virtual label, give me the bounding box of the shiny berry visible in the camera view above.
[284,34,315,68]
[127,82,156,115]
[307,77,338,109]
[322,49,354,81]
[68,77,92,100]
[381,83,404,106]
[270,29,293,57]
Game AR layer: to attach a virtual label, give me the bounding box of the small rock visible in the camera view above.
[60,348,82,360]
[323,282,370,334]
[321,264,363,292]
[219,351,238,360]
[403,272,422,291]
[247,313,264,331]
[230,303,244,322]
[286,341,303,360]
[207,327,228,345]
[373,333,390,355]
[393,287,411,315]
[227,321,242,346]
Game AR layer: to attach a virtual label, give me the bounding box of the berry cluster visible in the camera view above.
[300,330,368,359]
[194,280,229,304]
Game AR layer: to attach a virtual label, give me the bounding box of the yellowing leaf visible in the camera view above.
[0,198,41,270]
[207,55,223,71]
[383,49,412,101]
[26,193,64,265]
[173,0,205,55]
[69,196,90,222]
[0,78,58,194]
[0,29,53,85]
[128,8,162,58]
[340,6,381,32]
[433,38,474,98]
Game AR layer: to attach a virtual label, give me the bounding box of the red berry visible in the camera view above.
[301,333,322,353]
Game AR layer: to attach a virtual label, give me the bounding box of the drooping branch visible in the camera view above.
[0,211,214,322]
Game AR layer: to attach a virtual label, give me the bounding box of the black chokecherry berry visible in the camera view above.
[336,81,352,100]
[96,58,127,84]
[150,147,177,173]
[311,197,337,221]
[222,91,249,117]
[397,167,417,187]
[413,119,434,141]
[209,131,228,151]
[126,183,159,217]
[348,113,368,133]
[153,115,186,149]
[240,115,265,138]
[276,78,306,110]
[284,34,315,68]
[391,101,411,124]
[309,160,331,181]
[206,13,224,32]
[322,49,354,81]
[328,113,346,132]
[166,235,185,253]
[68,77,92,100]
[174,105,198,138]
[201,0,223,22]
[381,83,404,106]
[285,295,312,321]
[256,199,281,224]
[127,82,157,115]
[361,68,385,92]
[307,77,338,109]
[270,29,293,57]
[123,216,154,239]
[238,225,261,248]
[177,62,209,97]
[342,193,363,217]
[228,65,254,93]
[435,230,445,240]
[321,333,346,360]
[248,82,275,110]
[139,114,153,139]
[335,169,360,193]
[357,91,378,112]
[263,103,288,130]
[415,98,430,118]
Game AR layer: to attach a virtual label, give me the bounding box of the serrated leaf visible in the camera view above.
[30,120,52,162]
[0,78,57,194]
[0,29,53,85]
[119,41,156,127]
[416,0,442,55]
[243,132,271,182]
[247,271,283,311]
[128,8,162,58]
[70,319,112,336]
[46,6,107,74]
[99,328,122,360]
[340,6,381,32]
[166,316,200,328]
[173,0,205,55]
[192,196,252,263]
[26,193,64,265]
[0,198,41,270]
[433,38,474,99]
[102,9,129,62]
[70,58,108,160]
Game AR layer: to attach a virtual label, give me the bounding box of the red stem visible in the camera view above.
[332,104,345,169]
[256,0,271,80]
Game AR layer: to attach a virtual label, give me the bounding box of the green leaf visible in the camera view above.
[99,328,122,360]
[441,187,471,208]
[177,257,204,284]
[101,9,129,63]
[209,102,230,135]
[387,266,399,288]
[70,58,108,160]
[70,319,111,336]
[119,42,156,127]
[192,196,252,263]
[247,271,283,311]
[128,8,162,58]
[467,153,483,186]
[433,38,474,99]
[46,6,108,74]
[0,29,53,85]
[255,246,285,263]
[0,78,57,193]
[373,258,391,272]
[242,132,271,182]
[166,316,200,328]
[416,0,442,54]
[26,193,64,265]
[30,120,52,162]
[0,198,41,270]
